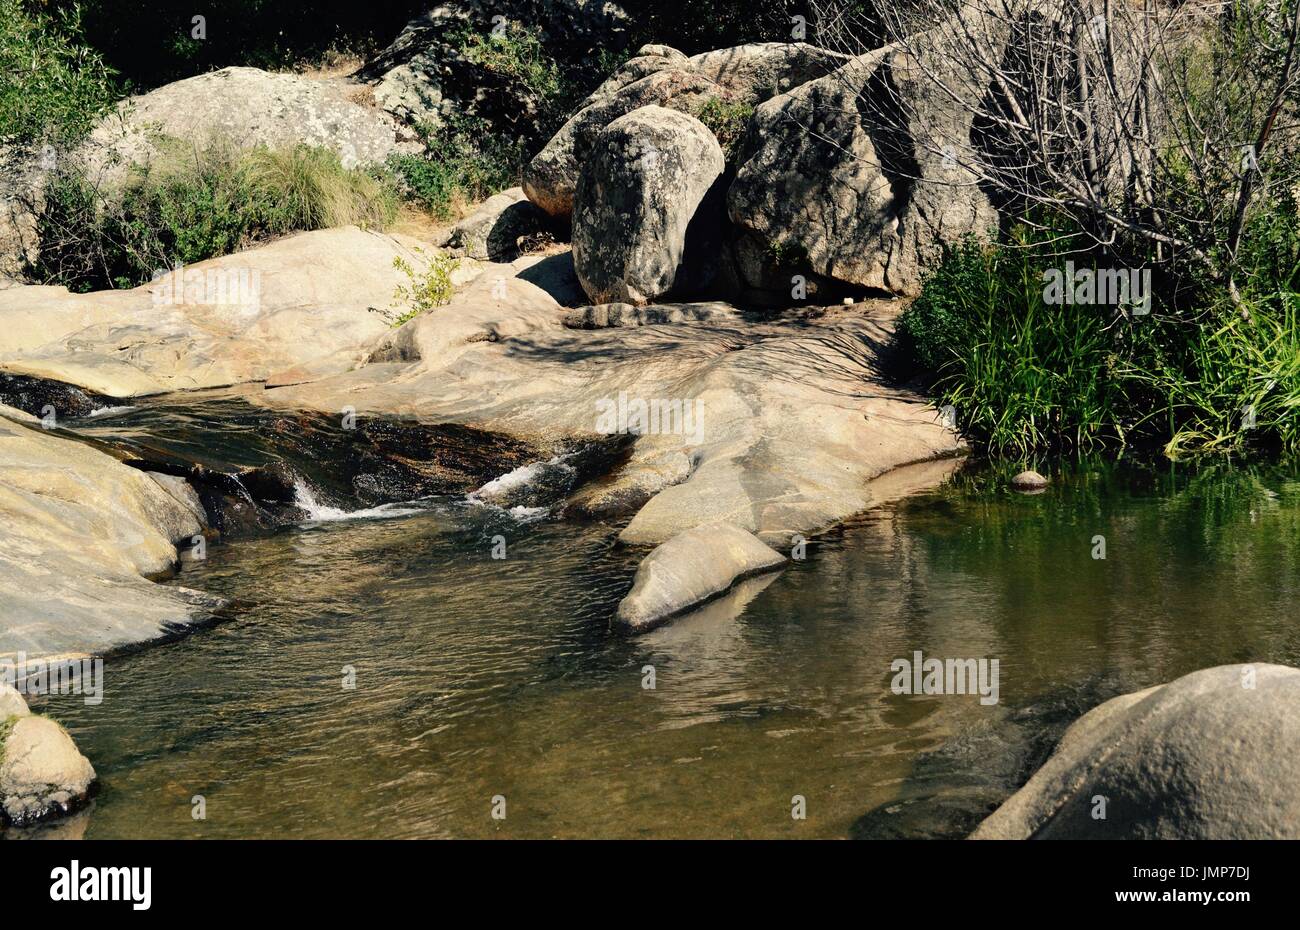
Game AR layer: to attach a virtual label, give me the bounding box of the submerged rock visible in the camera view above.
[573,106,726,304]
[972,664,1300,839]
[1010,470,1049,491]
[0,714,96,827]
[614,522,786,631]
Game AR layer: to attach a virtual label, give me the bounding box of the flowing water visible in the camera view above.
[10,397,1300,839]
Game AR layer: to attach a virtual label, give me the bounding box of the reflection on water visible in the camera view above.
[17,459,1300,839]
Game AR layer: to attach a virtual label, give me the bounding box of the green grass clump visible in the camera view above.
[899,212,1300,459]
[242,145,397,231]
[899,233,1131,457]
[30,140,397,291]
[691,97,755,161]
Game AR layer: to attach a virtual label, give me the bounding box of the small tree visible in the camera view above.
[809,0,1300,302]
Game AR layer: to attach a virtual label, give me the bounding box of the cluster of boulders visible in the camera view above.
[517,28,1000,306]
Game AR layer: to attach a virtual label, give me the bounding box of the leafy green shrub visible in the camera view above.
[386,115,526,220]
[900,233,1131,457]
[0,0,117,144]
[900,208,1300,459]
[1130,293,1300,457]
[31,141,397,290]
[691,97,755,161]
[384,248,459,326]
[459,23,563,102]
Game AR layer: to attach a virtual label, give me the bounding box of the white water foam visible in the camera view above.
[292,479,425,523]
[467,453,579,522]
[86,405,137,418]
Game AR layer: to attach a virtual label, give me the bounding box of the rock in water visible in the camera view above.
[614,522,787,631]
[0,715,96,826]
[0,404,225,659]
[573,106,726,305]
[1010,470,1049,491]
[971,664,1300,839]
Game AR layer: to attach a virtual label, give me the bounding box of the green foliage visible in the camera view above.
[386,115,525,220]
[31,141,397,290]
[242,145,397,231]
[0,0,117,144]
[385,248,458,326]
[691,97,754,161]
[1129,293,1300,457]
[73,0,420,89]
[620,0,877,55]
[900,196,1300,459]
[765,238,809,270]
[458,22,563,102]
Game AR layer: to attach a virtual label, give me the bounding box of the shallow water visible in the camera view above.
[14,403,1300,838]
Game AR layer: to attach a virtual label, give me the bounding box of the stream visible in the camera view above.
[10,394,1300,838]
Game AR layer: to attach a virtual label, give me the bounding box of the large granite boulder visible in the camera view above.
[0,227,452,398]
[572,106,726,304]
[79,67,419,189]
[728,16,1008,297]
[972,664,1300,839]
[523,42,845,218]
[2,67,418,279]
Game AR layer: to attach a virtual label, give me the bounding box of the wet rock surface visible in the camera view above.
[614,522,786,631]
[972,664,1300,839]
[0,713,97,827]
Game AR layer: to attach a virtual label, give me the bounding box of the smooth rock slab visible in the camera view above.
[0,715,96,826]
[0,405,226,659]
[971,664,1300,839]
[614,522,786,631]
[0,227,443,398]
